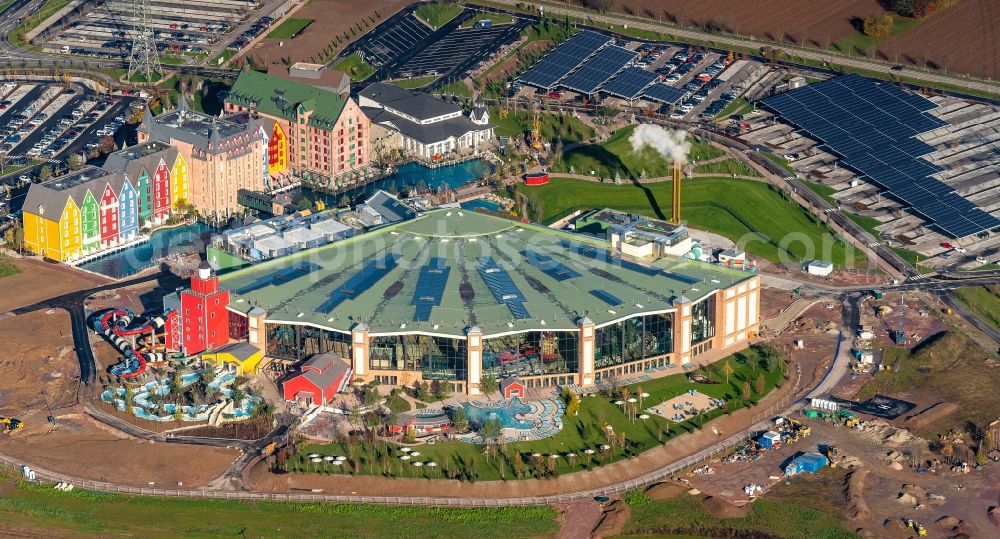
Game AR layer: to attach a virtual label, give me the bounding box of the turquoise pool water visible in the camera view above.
[460,199,502,212]
[79,221,215,278]
[307,160,492,205]
[99,369,256,422]
[461,398,535,430]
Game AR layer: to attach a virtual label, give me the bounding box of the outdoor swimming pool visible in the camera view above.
[462,398,535,430]
[79,221,215,278]
[460,199,502,212]
[307,160,493,205]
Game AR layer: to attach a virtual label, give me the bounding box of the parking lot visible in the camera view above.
[399,22,526,79]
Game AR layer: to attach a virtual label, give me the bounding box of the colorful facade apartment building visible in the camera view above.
[22,144,192,262]
[224,69,370,181]
[137,97,269,221]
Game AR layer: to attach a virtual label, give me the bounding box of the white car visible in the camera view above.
[955,247,967,253]
[975,256,987,263]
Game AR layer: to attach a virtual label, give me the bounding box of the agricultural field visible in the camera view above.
[281,348,786,482]
[267,18,314,39]
[855,331,1000,437]
[0,470,559,538]
[414,2,464,28]
[550,125,724,178]
[491,109,595,143]
[515,177,868,267]
[954,286,1000,333]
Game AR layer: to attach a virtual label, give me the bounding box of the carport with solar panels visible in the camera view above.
[762,74,1000,239]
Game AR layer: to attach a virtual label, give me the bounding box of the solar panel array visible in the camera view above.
[523,250,581,281]
[519,30,611,90]
[560,46,637,95]
[318,254,400,313]
[642,83,687,105]
[602,67,659,100]
[762,74,1000,238]
[412,258,451,322]
[477,256,530,320]
[590,289,623,307]
[234,263,321,294]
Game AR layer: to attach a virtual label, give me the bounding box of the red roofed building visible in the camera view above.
[500,375,525,399]
[281,352,352,406]
[179,261,230,355]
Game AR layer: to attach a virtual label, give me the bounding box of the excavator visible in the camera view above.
[1,417,23,432]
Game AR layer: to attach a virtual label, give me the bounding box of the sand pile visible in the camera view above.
[645,482,686,501]
[701,496,752,519]
[844,467,871,520]
[593,500,630,539]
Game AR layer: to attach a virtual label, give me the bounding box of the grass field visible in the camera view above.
[439,81,472,98]
[0,261,22,278]
[415,2,464,28]
[693,158,760,177]
[856,331,1000,436]
[288,348,785,481]
[714,97,752,120]
[332,53,375,82]
[550,126,724,179]
[800,179,837,206]
[267,18,314,39]
[515,177,866,266]
[954,286,1000,333]
[461,12,514,28]
[0,470,559,538]
[962,263,1000,272]
[386,75,439,89]
[620,480,858,539]
[832,17,921,56]
[491,109,595,144]
[8,0,72,47]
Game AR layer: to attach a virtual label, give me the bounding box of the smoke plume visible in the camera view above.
[629,124,691,165]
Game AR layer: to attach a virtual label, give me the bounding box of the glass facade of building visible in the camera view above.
[482,331,579,379]
[691,298,716,344]
[595,312,674,369]
[265,323,351,361]
[369,335,468,380]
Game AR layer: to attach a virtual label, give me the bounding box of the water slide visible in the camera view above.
[91,308,171,378]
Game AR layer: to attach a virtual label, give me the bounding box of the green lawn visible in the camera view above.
[760,152,795,175]
[287,349,785,482]
[550,125,724,179]
[491,109,595,144]
[962,263,1000,272]
[386,75,439,89]
[332,53,375,82]
[714,97,752,120]
[460,12,514,28]
[439,81,472,98]
[214,49,237,65]
[8,0,72,47]
[620,486,859,539]
[267,18,314,39]
[0,261,22,278]
[0,471,559,538]
[832,17,921,56]
[799,179,837,206]
[955,286,1000,333]
[415,2,464,28]
[693,158,760,177]
[515,177,867,266]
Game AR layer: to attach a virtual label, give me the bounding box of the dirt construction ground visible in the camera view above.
[0,309,78,418]
[249,0,411,68]
[0,413,239,488]
[0,259,108,312]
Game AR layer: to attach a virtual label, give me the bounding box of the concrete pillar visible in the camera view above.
[578,317,595,387]
[246,307,267,349]
[466,326,483,396]
[351,323,370,377]
[673,297,693,366]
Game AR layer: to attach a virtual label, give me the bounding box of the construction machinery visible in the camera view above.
[904,519,927,536]
[1,417,23,432]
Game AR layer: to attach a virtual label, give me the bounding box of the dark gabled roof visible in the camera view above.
[362,106,489,145]
[365,190,416,223]
[227,70,348,130]
[360,82,460,121]
[22,166,127,217]
[296,352,352,391]
[103,140,178,181]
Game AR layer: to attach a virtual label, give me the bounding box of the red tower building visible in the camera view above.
[180,261,230,355]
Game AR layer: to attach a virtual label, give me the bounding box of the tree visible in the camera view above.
[862,14,895,39]
[38,165,52,181]
[583,0,612,13]
[976,430,993,466]
[452,406,469,433]
[755,373,766,395]
[67,153,86,171]
[480,417,503,453]
[4,223,24,252]
[480,375,498,399]
[338,195,351,208]
[742,380,751,401]
[98,135,116,155]
[721,360,734,384]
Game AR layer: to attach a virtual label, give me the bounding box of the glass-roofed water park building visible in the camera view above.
[221,209,760,397]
